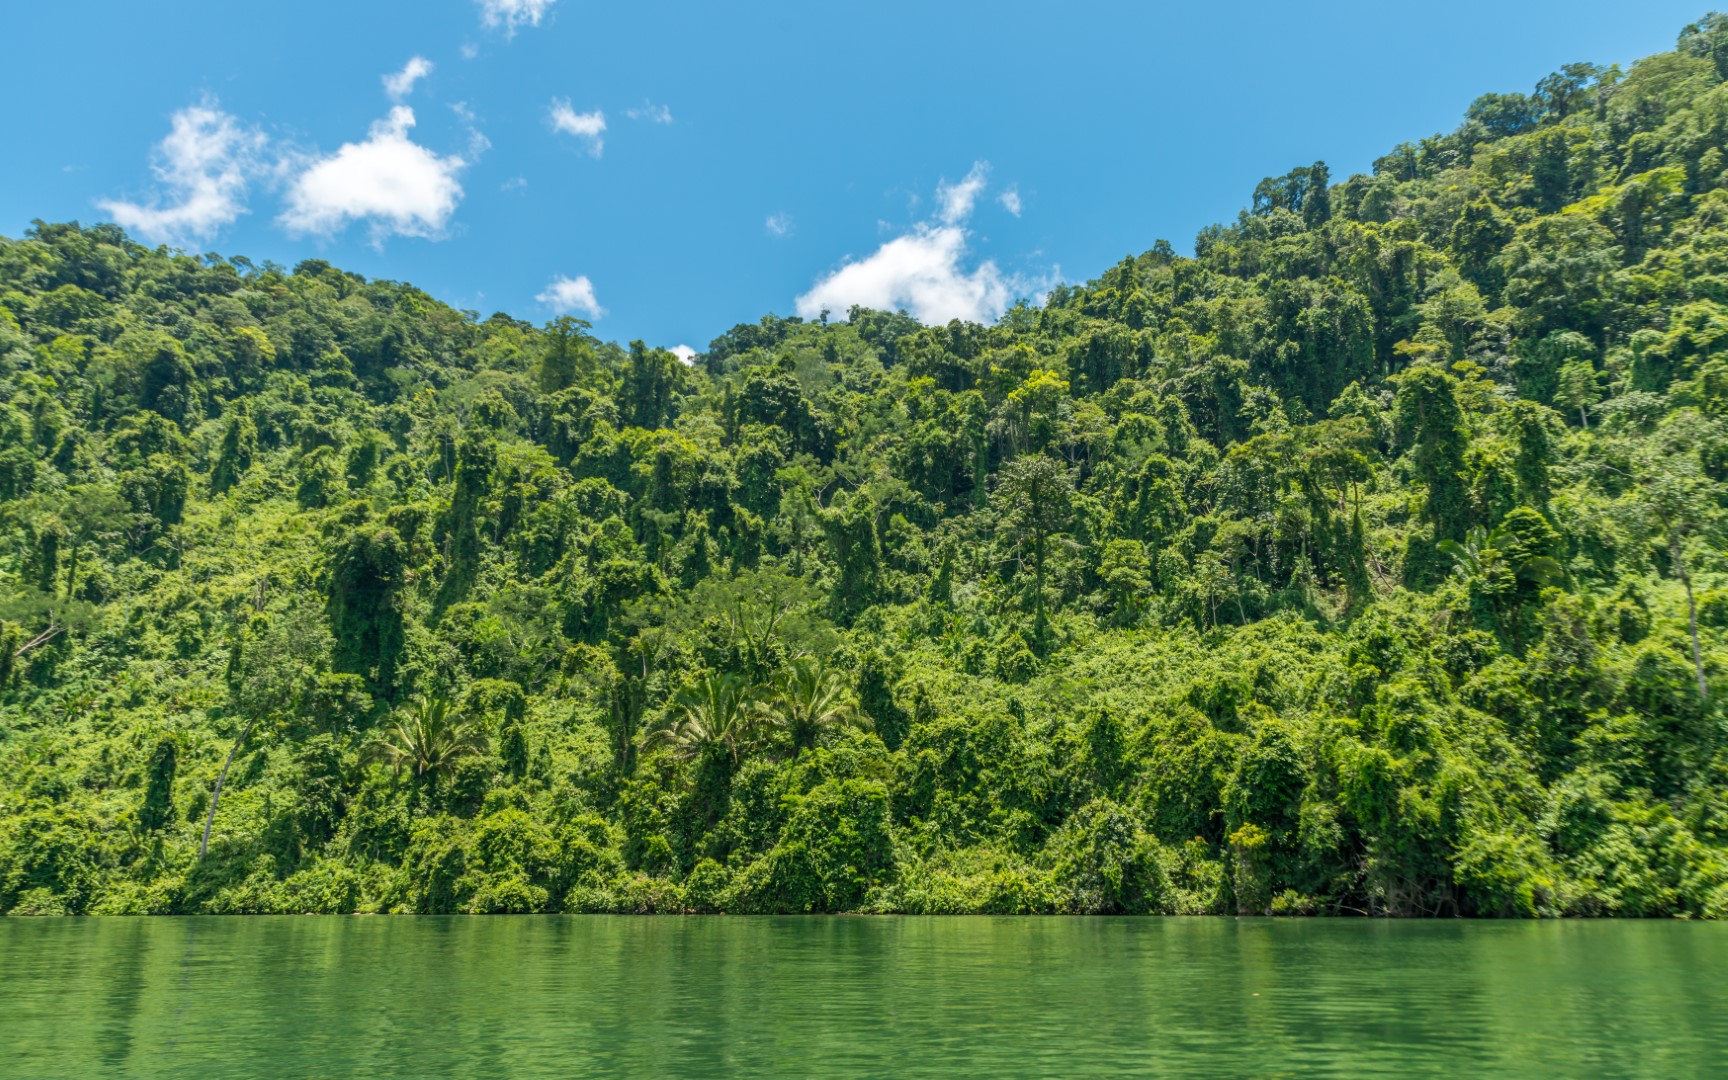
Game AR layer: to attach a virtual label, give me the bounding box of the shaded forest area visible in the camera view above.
[7,18,1728,916]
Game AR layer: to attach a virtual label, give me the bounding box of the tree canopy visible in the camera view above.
[5,23,1728,916]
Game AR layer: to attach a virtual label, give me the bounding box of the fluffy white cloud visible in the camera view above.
[999,187,1022,217]
[796,224,1013,325]
[796,161,1045,325]
[549,100,605,155]
[97,101,264,245]
[936,161,988,224]
[670,344,697,365]
[383,56,433,101]
[765,211,792,237]
[537,274,604,318]
[476,0,556,34]
[279,107,466,241]
[626,103,673,124]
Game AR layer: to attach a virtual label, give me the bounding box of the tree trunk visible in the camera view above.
[14,621,64,657]
[200,717,258,858]
[1032,532,1048,652]
[1672,535,1709,704]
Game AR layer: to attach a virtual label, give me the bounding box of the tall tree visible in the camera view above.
[1393,366,1471,544]
[1632,446,1720,703]
[995,455,1075,649]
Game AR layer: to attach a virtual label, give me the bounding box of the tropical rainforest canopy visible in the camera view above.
[8,19,1728,917]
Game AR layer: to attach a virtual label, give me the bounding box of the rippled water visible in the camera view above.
[2,917,1722,1077]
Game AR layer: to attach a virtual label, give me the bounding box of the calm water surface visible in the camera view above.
[1,917,1722,1077]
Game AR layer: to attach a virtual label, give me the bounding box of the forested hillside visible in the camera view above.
[7,19,1728,917]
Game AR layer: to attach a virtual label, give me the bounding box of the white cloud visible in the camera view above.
[537,274,604,318]
[796,224,1014,325]
[671,344,697,365]
[476,0,556,34]
[97,100,264,245]
[461,42,480,59]
[279,106,466,242]
[501,176,528,192]
[626,102,673,124]
[936,161,988,224]
[765,212,792,237]
[450,102,491,158]
[999,186,1022,217]
[549,100,605,155]
[383,56,433,101]
[796,161,1045,326]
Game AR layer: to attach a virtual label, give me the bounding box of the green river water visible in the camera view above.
[1,917,1721,1077]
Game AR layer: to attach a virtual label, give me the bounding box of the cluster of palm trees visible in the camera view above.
[644,656,866,765]
[367,656,865,798]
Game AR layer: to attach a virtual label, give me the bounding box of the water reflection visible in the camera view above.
[3,917,1722,1077]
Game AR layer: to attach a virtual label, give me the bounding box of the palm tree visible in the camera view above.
[643,673,760,765]
[368,695,488,796]
[1437,523,1565,585]
[756,656,866,754]
[1436,525,1493,578]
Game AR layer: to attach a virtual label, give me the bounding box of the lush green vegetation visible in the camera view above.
[8,20,1728,917]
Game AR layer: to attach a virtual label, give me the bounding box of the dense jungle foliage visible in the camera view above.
[9,21,1728,918]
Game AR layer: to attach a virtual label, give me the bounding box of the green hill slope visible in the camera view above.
[6,18,1728,916]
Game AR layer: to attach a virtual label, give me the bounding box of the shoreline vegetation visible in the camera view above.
[7,18,1728,917]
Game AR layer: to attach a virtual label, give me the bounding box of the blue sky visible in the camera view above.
[0,1,1713,352]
